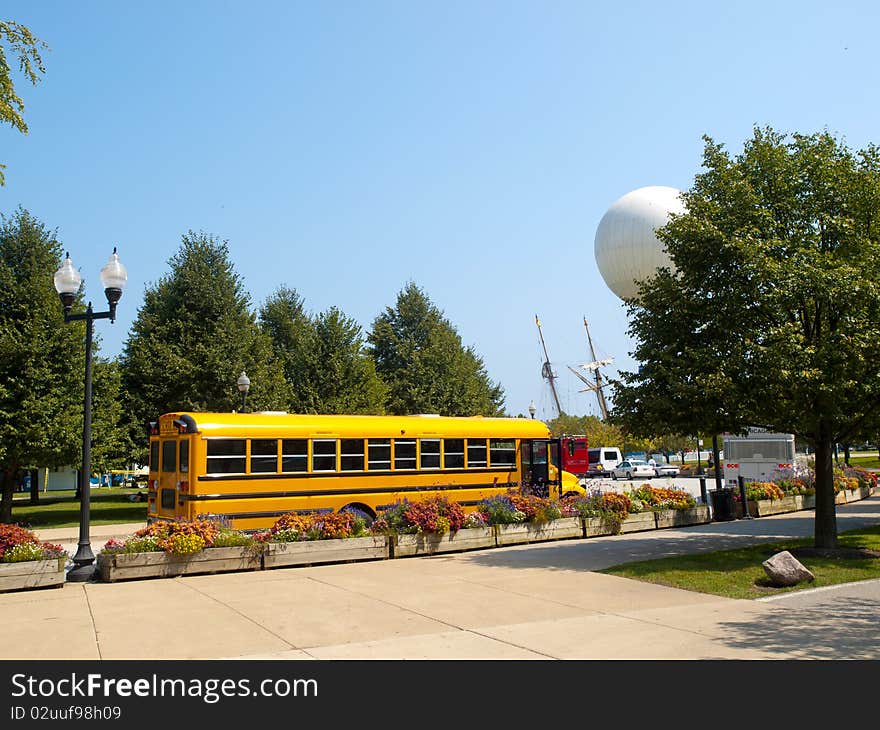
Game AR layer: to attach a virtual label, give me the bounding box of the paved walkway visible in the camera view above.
[2,497,878,660]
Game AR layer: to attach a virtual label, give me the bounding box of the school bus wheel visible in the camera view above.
[341,503,376,525]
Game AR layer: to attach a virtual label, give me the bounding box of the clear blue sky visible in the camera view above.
[3,1,877,419]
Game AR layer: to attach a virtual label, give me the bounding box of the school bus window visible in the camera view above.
[251,439,278,473]
[149,441,159,472]
[312,439,337,472]
[368,439,390,470]
[394,439,416,470]
[340,439,365,471]
[443,439,464,468]
[161,441,177,473]
[467,439,487,468]
[207,439,246,474]
[490,439,516,467]
[161,489,175,509]
[420,439,440,469]
[179,440,189,473]
[281,439,307,472]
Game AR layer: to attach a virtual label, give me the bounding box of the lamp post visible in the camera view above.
[528,401,536,419]
[237,371,250,412]
[53,248,127,582]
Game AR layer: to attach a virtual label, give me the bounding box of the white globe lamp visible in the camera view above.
[594,186,686,301]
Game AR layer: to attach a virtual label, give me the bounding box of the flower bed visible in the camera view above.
[477,492,584,545]
[97,520,261,582]
[261,510,389,568]
[627,484,697,512]
[0,524,67,593]
[373,496,494,556]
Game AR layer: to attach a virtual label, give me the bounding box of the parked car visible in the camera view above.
[652,461,680,477]
[611,459,654,480]
[586,447,623,477]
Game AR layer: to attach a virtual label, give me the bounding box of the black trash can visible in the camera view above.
[710,488,736,521]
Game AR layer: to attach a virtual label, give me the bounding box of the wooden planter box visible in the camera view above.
[844,486,871,503]
[618,512,657,534]
[753,496,799,517]
[97,546,261,582]
[584,516,618,537]
[834,491,848,505]
[792,495,815,511]
[0,557,66,593]
[653,506,711,529]
[392,527,495,557]
[262,536,389,569]
[494,518,584,546]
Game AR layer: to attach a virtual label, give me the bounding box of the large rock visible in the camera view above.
[762,550,815,587]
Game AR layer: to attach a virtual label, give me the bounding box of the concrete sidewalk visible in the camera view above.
[4,498,880,660]
[34,522,147,553]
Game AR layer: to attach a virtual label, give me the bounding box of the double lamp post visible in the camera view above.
[53,249,128,582]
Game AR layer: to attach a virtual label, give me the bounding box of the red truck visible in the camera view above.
[558,435,589,479]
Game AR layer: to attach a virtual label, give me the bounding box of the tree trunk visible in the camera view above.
[814,422,838,549]
[843,443,851,466]
[29,468,39,505]
[0,468,13,524]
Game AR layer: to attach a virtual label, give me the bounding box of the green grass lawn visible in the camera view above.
[10,489,147,529]
[601,525,880,599]
[848,455,880,469]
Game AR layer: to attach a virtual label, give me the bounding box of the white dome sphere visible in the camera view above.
[594,185,686,300]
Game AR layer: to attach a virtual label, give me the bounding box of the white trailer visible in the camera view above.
[722,429,795,486]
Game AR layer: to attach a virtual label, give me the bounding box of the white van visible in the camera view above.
[586,447,623,478]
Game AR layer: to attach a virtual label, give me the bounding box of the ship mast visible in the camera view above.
[535,314,562,417]
[566,317,611,419]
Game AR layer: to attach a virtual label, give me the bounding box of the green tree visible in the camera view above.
[369,283,505,416]
[653,433,696,464]
[546,414,625,450]
[119,231,289,458]
[258,286,318,412]
[611,127,880,549]
[259,288,387,414]
[90,358,132,474]
[310,307,386,413]
[0,21,48,186]
[0,209,82,522]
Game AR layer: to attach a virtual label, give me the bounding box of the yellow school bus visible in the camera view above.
[146,411,585,531]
